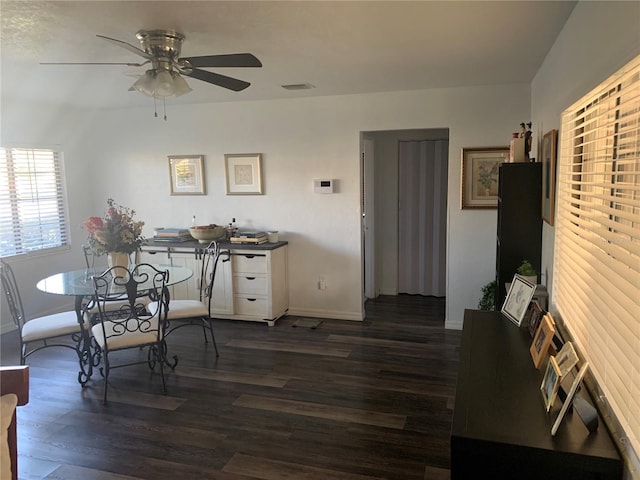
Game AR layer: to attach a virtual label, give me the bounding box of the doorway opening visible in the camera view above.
[361,129,449,313]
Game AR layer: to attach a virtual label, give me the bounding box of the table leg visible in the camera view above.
[74,295,94,385]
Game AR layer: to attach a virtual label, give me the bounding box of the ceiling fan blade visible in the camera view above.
[41,61,149,67]
[96,34,152,60]
[179,53,262,68]
[184,68,250,92]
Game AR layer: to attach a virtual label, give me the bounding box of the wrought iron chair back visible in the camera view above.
[151,240,229,357]
[0,260,84,366]
[91,263,170,403]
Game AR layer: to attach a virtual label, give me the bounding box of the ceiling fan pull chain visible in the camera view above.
[153,96,158,118]
[163,97,167,121]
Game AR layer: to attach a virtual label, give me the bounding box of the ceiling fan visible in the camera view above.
[43,29,262,101]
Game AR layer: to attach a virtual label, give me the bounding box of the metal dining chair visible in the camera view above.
[82,245,147,323]
[0,259,88,367]
[91,263,170,404]
[147,241,228,357]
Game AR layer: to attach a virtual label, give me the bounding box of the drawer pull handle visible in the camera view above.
[244,254,255,259]
[247,298,257,302]
[246,276,256,280]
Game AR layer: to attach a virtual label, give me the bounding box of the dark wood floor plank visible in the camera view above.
[233,393,407,429]
[223,453,386,479]
[0,294,460,480]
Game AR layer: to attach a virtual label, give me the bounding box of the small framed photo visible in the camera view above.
[460,147,509,209]
[225,153,263,195]
[526,300,546,337]
[530,313,556,369]
[552,362,589,435]
[541,355,562,412]
[501,274,536,327]
[168,155,206,195]
[541,129,558,225]
[555,341,579,376]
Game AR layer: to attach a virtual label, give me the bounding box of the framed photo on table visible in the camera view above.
[460,147,509,209]
[530,313,556,369]
[541,355,562,412]
[526,300,546,337]
[541,129,558,225]
[168,155,206,195]
[551,362,589,435]
[501,274,536,327]
[225,153,263,195]
[555,341,579,376]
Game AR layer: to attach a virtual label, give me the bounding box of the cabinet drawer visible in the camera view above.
[233,275,267,295]
[234,295,267,316]
[233,253,267,274]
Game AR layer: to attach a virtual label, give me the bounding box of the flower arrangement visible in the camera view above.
[84,199,144,255]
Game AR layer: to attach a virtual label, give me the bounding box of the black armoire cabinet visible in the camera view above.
[495,162,542,308]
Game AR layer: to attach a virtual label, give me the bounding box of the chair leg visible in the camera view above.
[208,318,219,357]
[201,322,209,343]
[102,354,110,405]
[156,343,167,394]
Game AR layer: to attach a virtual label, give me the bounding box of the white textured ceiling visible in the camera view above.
[1,1,577,110]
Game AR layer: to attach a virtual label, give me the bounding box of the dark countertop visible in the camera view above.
[143,239,288,251]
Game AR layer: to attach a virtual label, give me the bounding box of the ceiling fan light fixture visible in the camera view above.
[170,71,192,97]
[155,69,177,97]
[131,70,158,97]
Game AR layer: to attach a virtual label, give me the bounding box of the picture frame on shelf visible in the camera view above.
[460,147,509,209]
[552,362,589,435]
[224,153,263,195]
[541,129,558,225]
[526,300,546,337]
[501,274,536,327]
[530,313,556,369]
[168,155,206,195]
[555,341,579,376]
[541,355,562,412]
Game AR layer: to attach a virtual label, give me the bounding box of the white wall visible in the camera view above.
[1,82,530,332]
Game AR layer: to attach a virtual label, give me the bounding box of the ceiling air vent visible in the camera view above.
[281,83,315,90]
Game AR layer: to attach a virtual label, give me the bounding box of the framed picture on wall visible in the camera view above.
[541,129,558,225]
[461,147,509,209]
[168,155,206,195]
[224,153,263,195]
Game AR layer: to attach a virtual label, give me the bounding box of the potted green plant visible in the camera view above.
[517,260,538,284]
[478,280,496,311]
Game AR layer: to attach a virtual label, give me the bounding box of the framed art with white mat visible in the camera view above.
[501,274,536,326]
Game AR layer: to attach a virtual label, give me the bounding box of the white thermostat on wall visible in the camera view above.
[314,179,334,193]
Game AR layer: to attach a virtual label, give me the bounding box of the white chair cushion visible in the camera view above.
[91,318,161,350]
[147,300,208,320]
[1,393,18,480]
[21,311,85,343]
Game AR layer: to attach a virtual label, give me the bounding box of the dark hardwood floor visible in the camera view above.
[1,295,461,480]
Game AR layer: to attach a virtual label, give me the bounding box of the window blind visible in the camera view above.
[556,54,639,461]
[0,147,69,257]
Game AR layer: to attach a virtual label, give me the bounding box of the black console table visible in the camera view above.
[450,309,622,479]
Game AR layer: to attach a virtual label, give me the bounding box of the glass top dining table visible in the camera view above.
[36,263,193,297]
[36,263,193,385]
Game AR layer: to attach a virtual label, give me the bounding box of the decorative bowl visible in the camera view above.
[188,225,226,244]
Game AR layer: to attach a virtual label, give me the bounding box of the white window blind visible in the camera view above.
[556,54,639,461]
[0,147,69,257]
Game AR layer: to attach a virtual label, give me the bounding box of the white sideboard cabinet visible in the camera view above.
[139,240,288,326]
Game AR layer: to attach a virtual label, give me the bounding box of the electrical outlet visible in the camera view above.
[317,276,326,290]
